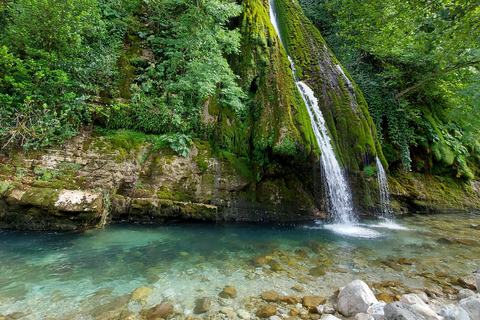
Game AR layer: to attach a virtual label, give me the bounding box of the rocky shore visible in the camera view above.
[2,277,478,320]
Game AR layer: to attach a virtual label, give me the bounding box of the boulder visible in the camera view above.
[338,280,378,317]
[438,305,471,320]
[459,294,480,320]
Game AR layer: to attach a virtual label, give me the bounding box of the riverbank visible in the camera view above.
[1,132,479,231]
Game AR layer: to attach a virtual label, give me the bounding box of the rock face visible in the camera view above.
[337,280,378,317]
[0,133,320,230]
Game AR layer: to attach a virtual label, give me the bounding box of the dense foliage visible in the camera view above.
[299,0,480,179]
[0,0,244,153]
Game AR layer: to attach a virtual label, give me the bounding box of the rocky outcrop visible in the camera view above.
[0,132,319,230]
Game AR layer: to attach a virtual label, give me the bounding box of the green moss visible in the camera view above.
[219,151,255,182]
[157,186,172,199]
[273,0,385,170]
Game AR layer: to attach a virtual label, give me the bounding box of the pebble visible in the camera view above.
[236,309,251,320]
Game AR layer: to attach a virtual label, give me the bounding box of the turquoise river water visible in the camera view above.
[0,213,479,319]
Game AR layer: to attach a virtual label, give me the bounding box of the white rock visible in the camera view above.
[401,294,428,306]
[321,315,342,320]
[367,301,386,320]
[317,305,336,314]
[459,294,480,320]
[236,309,250,320]
[269,316,282,320]
[410,303,441,319]
[355,313,374,320]
[338,280,378,317]
[438,305,470,320]
[458,289,475,300]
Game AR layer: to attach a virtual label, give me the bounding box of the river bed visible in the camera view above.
[0,213,479,319]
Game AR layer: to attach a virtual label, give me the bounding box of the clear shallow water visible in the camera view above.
[1,213,480,319]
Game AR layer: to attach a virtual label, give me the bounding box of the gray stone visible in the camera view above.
[459,294,480,320]
[458,289,475,300]
[400,294,440,319]
[355,313,374,320]
[321,315,342,320]
[338,280,378,317]
[383,302,426,320]
[438,305,471,320]
[367,301,386,320]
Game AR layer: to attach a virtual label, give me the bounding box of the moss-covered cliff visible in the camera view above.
[272,0,386,171]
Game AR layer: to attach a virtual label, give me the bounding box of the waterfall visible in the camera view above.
[375,157,394,220]
[269,0,356,224]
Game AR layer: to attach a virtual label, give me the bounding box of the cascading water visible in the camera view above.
[268,0,356,225]
[375,157,393,220]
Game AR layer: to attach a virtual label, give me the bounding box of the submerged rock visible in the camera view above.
[338,280,378,317]
[302,296,326,311]
[261,290,279,302]
[143,303,174,320]
[194,297,213,314]
[219,286,237,298]
[256,304,276,318]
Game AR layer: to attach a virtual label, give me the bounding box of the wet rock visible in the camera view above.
[380,260,403,271]
[295,249,309,259]
[407,290,429,303]
[456,239,479,246]
[384,302,426,320]
[219,285,237,298]
[292,284,305,292]
[458,294,480,319]
[456,276,477,290]
[261,290,279,302]
[355,313,374,320]
[131,286,153,302]
[380,280,398,288]
[96,311,121,320]
[305,240,322,253]
[252,256,268,267]
[426,287,444,298]
[338,280,378,317]
[119,310,139,320]
[397,258,413,265]
[308,267,326,276]
[256,304,276,318]
[310,314,320,320]
[194,297,212,314]
[279,295,301,304]
[458,289,476,300]
[144,303,174,320]
[267,260,284,272]
[92,296,130,317]
[438,305,471,320]
[302,296,326,311]
[375,293,393,303]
